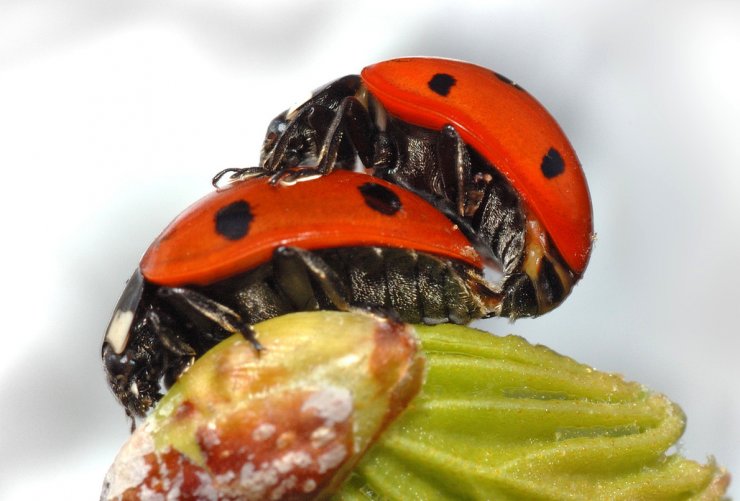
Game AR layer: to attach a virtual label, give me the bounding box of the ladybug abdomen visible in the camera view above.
[319,247,483,324]
[215,246,484,326]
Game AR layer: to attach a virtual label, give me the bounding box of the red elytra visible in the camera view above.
[361,57,593,275]
[141,171,482,287]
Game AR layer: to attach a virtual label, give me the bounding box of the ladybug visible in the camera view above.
[103,171,504,418]
[220,57,593,317]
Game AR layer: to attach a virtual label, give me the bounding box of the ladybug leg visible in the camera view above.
[157,287,263,351]
[273,247,409,324]
[458,264,556,321]
[144,309,197,399]
[268,97,377,186]
[437,125,474,217]
[498,272,539,318]
[315,96,376,174]
[273,246,352,311]
[263,105,327,174]
[261,75,364,174]
[368,130,396,171]
[461,269,505,318]
[211,166,265,188]
[499,224,575,318]
[465,267,556,320]
[145,309,196,357]
[476,190,575,319]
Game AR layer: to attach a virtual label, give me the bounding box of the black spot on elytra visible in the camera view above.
[215,200,253,240]
[493,71,524,91]
[541,147,565,179]
[428,73,456,96]
[358,183,402,216]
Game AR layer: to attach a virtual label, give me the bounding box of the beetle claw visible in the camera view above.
[268,166,324,186]
[211,167,264,188]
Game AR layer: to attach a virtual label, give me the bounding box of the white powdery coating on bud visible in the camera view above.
[303,478,317,493]
[310,426,337,449]
[333,353,362,369]
[200,425,221,449]
[165,468,184,501]
[239,462,279,499]
[235,447,322,499]
[214,470,236,485]
[301,387,352,426]
[270,475,298,500]
[252,422,277,442]
[276,431,296,449]
[137,484,164,501]
[102,423,156,500]
[272,451,313,474]
[318,444,348,474]
[193,471,219,501]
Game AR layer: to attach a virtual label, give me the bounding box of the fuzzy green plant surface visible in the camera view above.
[335,323,730,500]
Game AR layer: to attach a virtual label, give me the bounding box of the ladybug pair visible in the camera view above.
[103,57,594,418]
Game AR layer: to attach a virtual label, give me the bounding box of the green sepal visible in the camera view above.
[336,323,729,500]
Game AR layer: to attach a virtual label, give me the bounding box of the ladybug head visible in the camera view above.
[259,108,323,170]
[260,110,289,165]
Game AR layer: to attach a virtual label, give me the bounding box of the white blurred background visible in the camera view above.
[1,1,738,498]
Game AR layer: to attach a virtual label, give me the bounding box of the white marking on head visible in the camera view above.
[105,310,135,354]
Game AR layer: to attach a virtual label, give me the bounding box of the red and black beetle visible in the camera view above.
[103,171,502,418]
[220,57,594,317]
